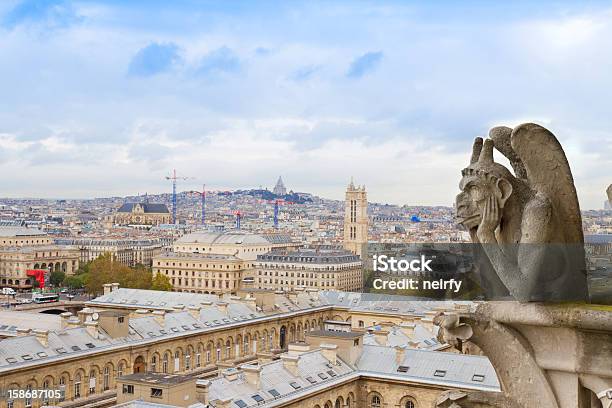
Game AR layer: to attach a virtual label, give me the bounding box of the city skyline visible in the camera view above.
[0,1,611,208]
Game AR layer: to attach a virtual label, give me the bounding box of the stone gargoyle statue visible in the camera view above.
[455,123,589,302]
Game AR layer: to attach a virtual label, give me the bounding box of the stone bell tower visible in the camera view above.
[343,178,368,257]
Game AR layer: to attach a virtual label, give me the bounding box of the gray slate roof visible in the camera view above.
[117,203,170,214]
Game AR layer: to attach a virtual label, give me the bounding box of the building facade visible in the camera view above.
[0,227,79,289]
[343,180,368,258]
[55,238,164,267]
[251,248,363,292]
[152,252,247,294]
[172,231,297,262]
[113,203,172,227]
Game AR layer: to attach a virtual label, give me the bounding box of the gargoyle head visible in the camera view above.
[455,138,516,231]
[434,312,473,351]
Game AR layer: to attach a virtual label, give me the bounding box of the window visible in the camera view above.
[151,388,163,398]
[25,385,32,407]
[472,374,485,382]
[118,362,124,377]
[163,354,169,373]
[252,394,264,403]
[306,376,317,384]
[74,374,82,399]
[433,370,447,377]
[174,351,181,371]
[59,377,66,402]
[118,316,125,323]
[42,380,50,405]
[405,401,415,408]
[371,395,381,408]
[122,384,134,394]
[235,400,247,408]
[103,367,110,391]
[88,370,96,394]
[289,382,301,390]
[397,366,409,373]
[268,389,280,397]
[151,356,157,372]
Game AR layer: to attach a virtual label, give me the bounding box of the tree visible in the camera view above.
[50,271,66,287]
[151,272,173,291]
[63,276,84,289]
[82,253,156,295]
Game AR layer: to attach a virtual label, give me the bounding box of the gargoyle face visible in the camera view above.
[455,174,500,230]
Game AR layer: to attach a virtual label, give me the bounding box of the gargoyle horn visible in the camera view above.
[470,137,484,164]
[478,138,495,164]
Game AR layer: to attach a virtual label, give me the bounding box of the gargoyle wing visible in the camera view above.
[510,123,583,243]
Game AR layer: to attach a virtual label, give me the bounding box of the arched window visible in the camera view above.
[74,374,82,399]
[103,366,110,390]
[118,362,124,377]
[151,356,157,372]
[174,350,181,371]
[405,401,415,408]
[370,395,381,408]
[58,377,66,402]
[162,354,169,373]
[88,370,96,394]
[185,353,191,370]
[25,384,33,407]
[42,379,52,404]
[196,346,202,368]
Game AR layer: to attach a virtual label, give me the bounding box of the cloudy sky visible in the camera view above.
[0,0,610,208]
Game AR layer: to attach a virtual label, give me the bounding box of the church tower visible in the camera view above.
[343,178,368,257]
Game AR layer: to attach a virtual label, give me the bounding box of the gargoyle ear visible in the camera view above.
[496,178,513,207]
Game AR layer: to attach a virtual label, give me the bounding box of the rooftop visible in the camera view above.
[0,226,46,238]
[119,372,194,385]
[256,249,360,264]
[117,203,170,214]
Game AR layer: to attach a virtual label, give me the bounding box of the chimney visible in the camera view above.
[111,282,120,292]
[320,343,337,365]
[407,340,420,349]
[215,398,233,408]
[102,284,112,295]
[196,380,210,404]
[153,310,166,326]
[60,312,73,329]
[223,368,239,381]
[395,345,407,365]
[399,323,416,337]
[66,316,81,329]
[281,354,300,376]
[216,302,228,314]
[244,296,257,311]
[188,306,201,320]
[77,308,94,323]
[288,342,310,356]
[373,330,389,345]
[33,329,49,347]
[85,321,98,339]
[241,364,261,388]
[16,328,31,336]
